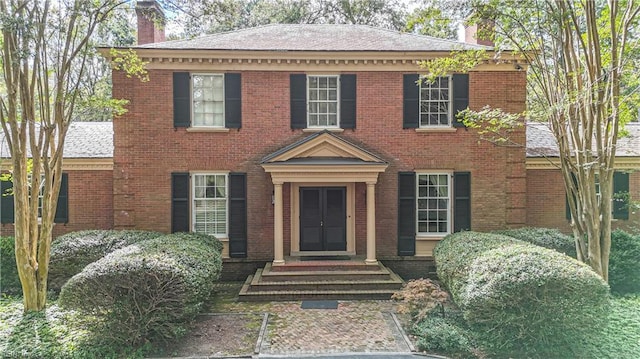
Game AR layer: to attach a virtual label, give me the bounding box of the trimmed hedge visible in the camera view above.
[609,229,640,295]
[0,236,20,295]
[494,227,576,258]
[434,231,610,358]
[59,232,223,345]
[48,230,163,291]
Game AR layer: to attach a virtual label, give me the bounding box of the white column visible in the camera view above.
[273,182,285,265]
[365,182,378,265]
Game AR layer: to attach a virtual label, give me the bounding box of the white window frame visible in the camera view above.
[416,172,452,235]
[307,75,340,128]
[419,76,452,128]
[191,173,229,238]
[191,73,225,128]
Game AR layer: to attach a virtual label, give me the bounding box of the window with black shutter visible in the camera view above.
[173,72,241,128]
[397,172,416,256]
[228,173,247,257]
[0,173,69,224]
[171,172,190,233]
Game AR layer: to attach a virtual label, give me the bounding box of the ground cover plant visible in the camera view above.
[59,232,223,346]
[434,231,610,358]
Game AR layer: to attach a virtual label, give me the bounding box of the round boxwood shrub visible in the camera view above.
[434,231,610,358]
[609,229,640,295]
[48,230,163,291]
[0,236,21,295]
[494,227,576,258]
[58,232,223,346]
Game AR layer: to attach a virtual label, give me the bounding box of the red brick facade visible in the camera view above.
[0,170,113,238]
[111,69,528,261]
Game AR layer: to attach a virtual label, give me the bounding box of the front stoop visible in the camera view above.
[238,259,405,301]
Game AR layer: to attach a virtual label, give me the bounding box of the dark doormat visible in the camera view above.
[301,300,339,309]
[299,255,351,261]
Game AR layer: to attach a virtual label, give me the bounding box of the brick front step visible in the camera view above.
[238,261,405,301]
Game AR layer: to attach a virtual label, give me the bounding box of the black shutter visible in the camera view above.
[228,173,247,258]
[290,74,307,129]
[171,173,190,233]
[566,172,578,220]
[452,74,469,128]
[613,171,629,220]
[173,72,191,127]
[0,179,14,224]
[54,173,68,223]
[225,73,242,129]
[453,172,471,232]
[403,74,420,129]
[398,172,416,256]
[340,74,356,129]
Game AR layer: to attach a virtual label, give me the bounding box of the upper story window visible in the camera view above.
[419,77,451,127]
[192,74,225,127]
[290,74,356,130]
[308,75,339,128]
[403,74,469,130]
[192,173,228,237]
[173,72,241,129]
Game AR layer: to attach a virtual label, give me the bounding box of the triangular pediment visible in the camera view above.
[261,131,386,164]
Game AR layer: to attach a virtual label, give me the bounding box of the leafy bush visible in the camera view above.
[494,227,576,257]
[59,232,223,346]
[609,229,640,295]
[0,236,21,296]
[392,278,449,322]
[412,309,476,358]
[48,230,163,291]
[434,231,610,358]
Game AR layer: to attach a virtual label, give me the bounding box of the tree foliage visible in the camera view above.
[0,0,136,312]
[163,0,408,36]
[423,0,640,280]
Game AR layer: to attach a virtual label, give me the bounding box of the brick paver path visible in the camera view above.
[259,301,412,355]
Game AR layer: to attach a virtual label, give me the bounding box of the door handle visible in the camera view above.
[320,220,324,227]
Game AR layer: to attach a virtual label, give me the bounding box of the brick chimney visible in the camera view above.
[465,19,494,47]
[136,1,165,45]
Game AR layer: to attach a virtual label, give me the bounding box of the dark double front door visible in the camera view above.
[300,187,346,251]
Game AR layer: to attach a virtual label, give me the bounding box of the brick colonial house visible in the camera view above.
[1,3,638,283]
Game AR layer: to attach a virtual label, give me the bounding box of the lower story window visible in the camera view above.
[417,173,451,234]
[192,173,227,236]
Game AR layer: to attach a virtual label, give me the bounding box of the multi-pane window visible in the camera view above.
[308,75,339,127]
[419,76,451,127]
[193,174,227,236]
[192,74,224,127]
[417,173,450,234]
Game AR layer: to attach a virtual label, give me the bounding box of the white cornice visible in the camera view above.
[0,158,113,171]
[526,157,640,170]
[99,48,529,72]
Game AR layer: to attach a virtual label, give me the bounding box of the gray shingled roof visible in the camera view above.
[0,122,113,159]
[134,24,490,52]
[526,122,640,157]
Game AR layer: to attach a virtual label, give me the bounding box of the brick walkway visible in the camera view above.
[209,284,415,356]
[259,301,412,355]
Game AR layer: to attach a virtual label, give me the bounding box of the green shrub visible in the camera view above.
[609,229,640,295]
[412,310,476,358]
[495,227,576,257]
[48,230,163,291]
[58,232,223,346]
[0,236,21,295]
[434,231,610,358]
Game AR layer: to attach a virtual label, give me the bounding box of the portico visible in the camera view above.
[261,131,388,266]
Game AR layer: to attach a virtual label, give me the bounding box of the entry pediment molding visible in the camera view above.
[261,130,386,164]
